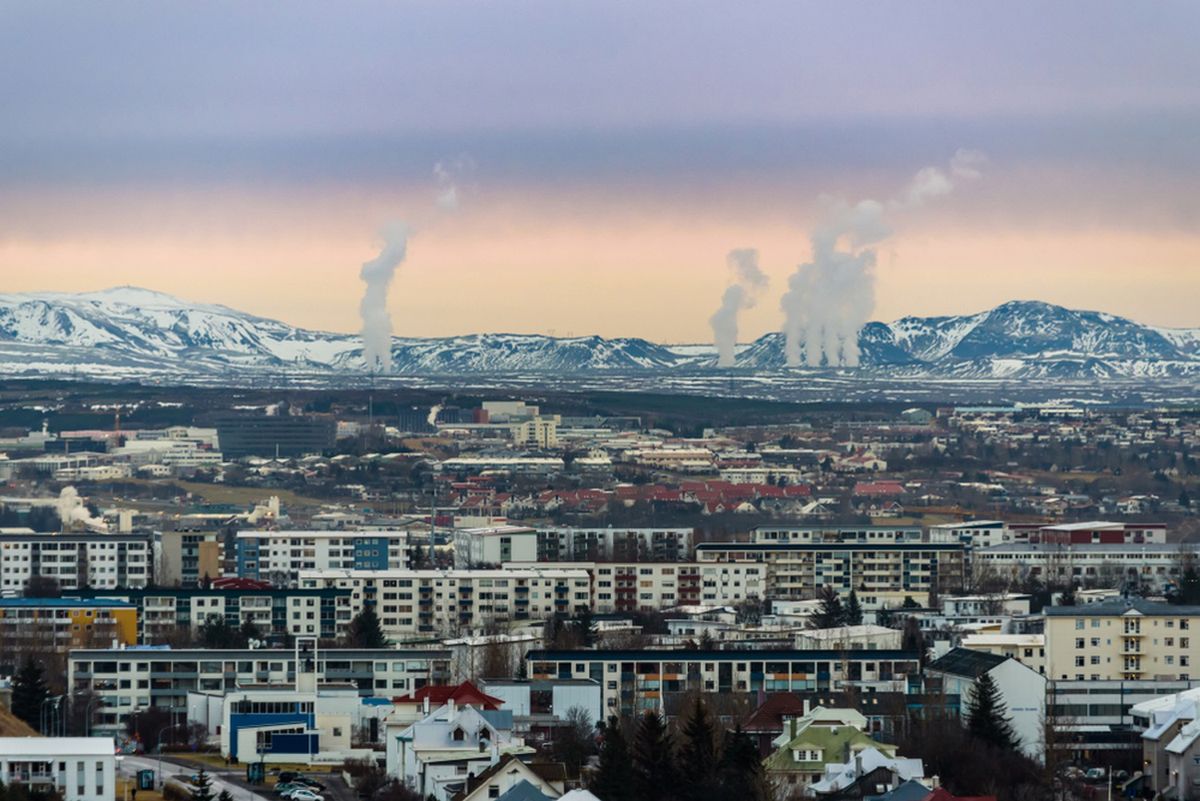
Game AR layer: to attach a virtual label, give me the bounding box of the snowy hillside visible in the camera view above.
[0,287,1197,380]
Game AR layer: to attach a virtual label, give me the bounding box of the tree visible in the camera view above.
[191,769,214,801]
[844,590,863,626]
[677,697,718,801]
[965,672,1020,752]
[900,596,920,609]
[809,585,844,629]
[345,607,388,648]
[11,657,48,729]
[590,717,634,801]
[217,791,233,801]
[631,711,677,801]
[198,614,242,649]
[575,607,597,647]
[551,706,596,779]
[23,575,61,598]
[717,726,767,801]
[238,620,262,646]
[1058,583,1077,607]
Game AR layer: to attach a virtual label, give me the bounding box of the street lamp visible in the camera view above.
[155,722,183,788]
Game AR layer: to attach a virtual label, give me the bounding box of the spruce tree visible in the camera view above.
[965,672,1020,752]
[191,768,214,801]
[844,590,864,626]
[717,726,767,801]
[590,716,634,801]
[346,606,388,648]
[1058,584,1077,607]
[218,791,234,801]
[11,657,48,729]
[809,585,844,629]
[677,697,718,801]
[631,710,677,801]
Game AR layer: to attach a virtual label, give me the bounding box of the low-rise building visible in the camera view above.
[454,526,538,567]
[0,738,116,801]
[68,646,451,734]
[525,648,921,717]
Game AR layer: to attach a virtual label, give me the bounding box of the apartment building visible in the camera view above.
[526,648,921,717]
[452,525,537,567]
[975,543,1190,591]
[927,520,1012,547]
[0,598,137,672]
[235,529,411,583]
[68,646,451,734]
[0,531,157,593]
[73,587,352,642]
[958,633,1047,675]
[535,527,694,562]
[517,560,761,613]
[297,568,592,638]
[1044,600,1200,681]
[159,530,225,586]
[0,738,116,801]
[753,525,923,545]
[510,414,560,448]
[695,542,966,606]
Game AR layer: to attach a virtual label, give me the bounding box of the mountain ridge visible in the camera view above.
[1,286,1197,380]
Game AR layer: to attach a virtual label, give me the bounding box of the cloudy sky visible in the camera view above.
[2,1,1198,341]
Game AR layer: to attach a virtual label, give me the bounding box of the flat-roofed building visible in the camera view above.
[1044,600,1200,681]
[536,526,694,562]
[696,542,967,606]
[0,737,117,801]
[453,525,537,567]
[0,531,157,593]
[236,529,411,584]
[976,543,1191,592]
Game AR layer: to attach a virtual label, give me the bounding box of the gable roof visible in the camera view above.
[395,681,503,710]
[455,754,567,801]
[865,779,934,801]
[926,648,1007,679]
[495,781,555,801]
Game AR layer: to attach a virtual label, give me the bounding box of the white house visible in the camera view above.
[925,647,1047,763]
[0,737,116,801]
[386,702,529,801]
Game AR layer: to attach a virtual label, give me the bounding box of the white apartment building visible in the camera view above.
[975,543,1191,591]
[236,529,411,583]
[1044,600,1200,681]
[452,525,537,567]
[753,525,923,544]
[0,531,156,592]
[298,568,592,638]
[0,738,116,801]
[927,520,1012,547]
[68,647,451,734]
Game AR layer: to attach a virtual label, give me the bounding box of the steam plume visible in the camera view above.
[710,248,768,367]
[359,222,408,374]
[434,156,475,211]
[781,149,985,368]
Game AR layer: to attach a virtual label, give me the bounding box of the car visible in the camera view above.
[277,772,299,784]
[276,784,306,795]
[288,791,323,801]
[1084,768,1107,782]
[295,779,326,791]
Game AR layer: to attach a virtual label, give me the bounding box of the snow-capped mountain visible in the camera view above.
[0,287,1197,380]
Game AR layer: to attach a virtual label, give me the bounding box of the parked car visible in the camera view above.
[1085,768,1107,782]
[288,791,324,801]
[277,772,299,784]
[295,779,326,791]
[276,783,306,795]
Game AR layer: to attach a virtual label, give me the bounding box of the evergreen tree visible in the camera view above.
[717,726,767,801]
[844,590,864,626]
[191,768,214,801]
[1176,564,1200,605]
[900,596,920,609]
[218,791,234,801]
[590,717,634,801]
[631,711,677,801]
[1058,584,1077,607]
[575,607,596,648]
[965,672,1020,752]
[677,697,718,801]
[346,606,388,648]
[809,585,844,629]
[11,657,48,729]
[238,620,262,646]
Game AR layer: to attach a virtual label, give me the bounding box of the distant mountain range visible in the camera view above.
[1,286,1198,381]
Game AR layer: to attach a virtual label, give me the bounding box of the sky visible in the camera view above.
[2,1,1199,342]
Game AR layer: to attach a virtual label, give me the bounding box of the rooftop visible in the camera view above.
[1044,600,1200,617]
[0,737,116,756]
[926,648,1009,678]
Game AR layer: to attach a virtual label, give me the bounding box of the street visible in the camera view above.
[115,755,272,801]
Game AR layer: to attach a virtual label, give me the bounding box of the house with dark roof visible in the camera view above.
[925,648,1046,763]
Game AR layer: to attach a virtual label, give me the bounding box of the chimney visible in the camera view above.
[423,696,430,715]
[448,698,456,716]
[803,698,811,716]
[854,753,863,778]
[490,742,499,766]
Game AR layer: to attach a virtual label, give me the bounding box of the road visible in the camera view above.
[115,755,272,801]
